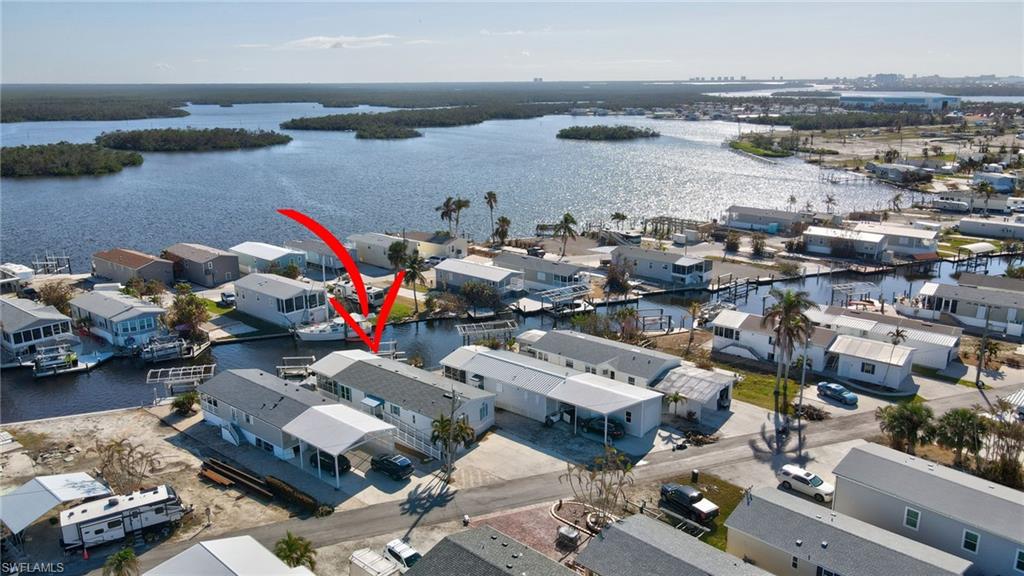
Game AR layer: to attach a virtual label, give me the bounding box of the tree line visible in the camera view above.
[95,128,292,151]
[1,142,143,177]
[745,110,945,131]
[556,125,660,141]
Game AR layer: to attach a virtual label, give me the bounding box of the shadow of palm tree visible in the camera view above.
[399,476,457,540]
[747,421,817,475]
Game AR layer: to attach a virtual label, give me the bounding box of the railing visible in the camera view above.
[379,411,442,460]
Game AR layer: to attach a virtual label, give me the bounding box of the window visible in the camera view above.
[861,362,876,375]
[93,528,105,535]
[1014,549,1024,573]
[816,568,840,576]
[962,530,979,554]
[480,403,489,420]
[244,413,253,425]
[390,405,401,416]
[339,385,352,402]
[792,557,799,569]
[108,520,123,529]
[903,507,920,530]
[565,360,574,369]
[627,376,635,385]
[624,411,632,423]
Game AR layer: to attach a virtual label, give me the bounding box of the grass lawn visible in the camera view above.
[712,359,798,411]
[660,472,745,551]
[202,298,230,316]
[388,296,416,321]
[201,298,288,337]
[729,140,793,158]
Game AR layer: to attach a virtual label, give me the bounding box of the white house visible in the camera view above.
[234,274,328,328]
[310,350,494,459]
[492,253,586,291]
[610,245,712,287]
[833,443,1024,576]
[814,306,961,370]
[145,536,315,576]
[973,171,1017,193]
[723,205,815,234]
[349,231,468,270]
[802,226,888,260]
[898,273,1024,338]
[958,215,1024,240]
[515,329,680,387]
[827,335,914,390]
[440,346,662,439]
[709,309,836,371]
[852,223,938,257]
[433,259,523,297]
[229,242,306,274]
[725,488,972,576]
[68,291,164,347]
[1,297,75,356]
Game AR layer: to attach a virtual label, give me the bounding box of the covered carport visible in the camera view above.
[547,373,662,443]
[655,364,736,423]
[283,404,396,488]
[0,473,110,549]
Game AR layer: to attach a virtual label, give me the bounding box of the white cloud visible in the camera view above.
[520,50,531,57]
[153,62,174,71]
[480,28,525,36]
[277,34,395,50]
[236,43,271,49]
[404,39,440,45]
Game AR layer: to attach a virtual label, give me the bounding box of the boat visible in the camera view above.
[295,315,372,342]
[32,344,114,378]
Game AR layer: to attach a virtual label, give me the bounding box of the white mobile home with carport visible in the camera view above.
[492,253,585,291]
[815,306,961,370]
[433,259,523,297]
[653,363,736,423]
[68,290,164,347]
[548,373,662,441]
[709,309,835,371]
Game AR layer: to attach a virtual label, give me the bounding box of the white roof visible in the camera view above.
[656,364,735,405]
[229,241,302,262]
[853,223,938,241]
[234,273,313,299]
[959,241,997,255]
[515,329,546,346]
[282,404,395,457]
[435,259,520,283]
[145,536,315,576]
[442,347,573,396]
[61,485,173,526]
[0,473,111,534]
[548,373,662,415]
[828,335,914,366]
[803,226,886,244]
[709,309,749,330]
[832,314,878,333]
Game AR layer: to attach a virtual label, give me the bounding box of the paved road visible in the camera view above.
[118,386,996,573]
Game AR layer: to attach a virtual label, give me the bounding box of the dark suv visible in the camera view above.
[308,452,351,476]
[371,453,415,481]
[581,417,625,440]
[660,483,720,523]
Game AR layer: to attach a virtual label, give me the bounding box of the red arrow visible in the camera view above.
[278,209,406,353]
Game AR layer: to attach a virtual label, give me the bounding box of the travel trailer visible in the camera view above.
[60,485,186,550]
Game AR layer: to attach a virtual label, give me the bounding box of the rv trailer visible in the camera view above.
[59,485,186,550]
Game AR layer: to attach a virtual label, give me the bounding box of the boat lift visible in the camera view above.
[537,284,592,316]
[276,356,316,380]
[147,364,217,396]
[455,319,519,345]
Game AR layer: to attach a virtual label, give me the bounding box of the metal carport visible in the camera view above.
[0,473,111,542]
[282,404,396,487]
[547,373,662,443]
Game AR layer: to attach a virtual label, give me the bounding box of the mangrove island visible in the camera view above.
[1,142,144,178]
[556,125,661,141]
[95,128,292,152]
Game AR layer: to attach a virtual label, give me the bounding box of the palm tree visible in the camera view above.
[275,531,317,570]
[614,306,640,341]
[553,212,578,258]
[387,241,407,273]
[403,253,427,316]
[432,414,476,482]
[973,338,1000,371]
[103,548,139,576]
[887,327,909,346]
[803,200,814,213]
[494,216,511,245]
[664,391,685,415]
[611,212,627,230]
[453,197,471,237]
[978,181,995,217]
[435,197,456,235]
[484,191,498,241]
[787,194,797,212]
[935,407,986,468]
[875,403,935,455]
[761,288,814,435]
[687,301,702,353]
[824,193,837,214]
[890,192,904,212]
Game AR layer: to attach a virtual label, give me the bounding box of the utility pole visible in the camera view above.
[974,306,992,389]
[445,383,463,484]
[796,335,810,457]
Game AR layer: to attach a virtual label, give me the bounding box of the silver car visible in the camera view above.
[776,464,834,503]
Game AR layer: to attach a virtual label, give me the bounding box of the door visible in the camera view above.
[126,509,143,532]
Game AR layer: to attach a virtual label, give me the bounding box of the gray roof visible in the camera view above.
[0,297,69,333]
[198,369,332,429]
[311,351,491,419]
[163,243,235,263]
[284,239,335,257]
[611,245,705,267]
[958,272,1024,293]
[726,205,811,223]
[69,290,164,322]
[576,515,770,576]
[833,442,1024,542]
[442,346,575,396]
[725,488,972,576]
[234,274,318,299]
[492,253,584,277]
[528,330,680,382]
[928,282,1024,309]
[406,526,573,576]
[654,364,735,405]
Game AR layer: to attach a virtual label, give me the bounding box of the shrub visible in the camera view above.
[724,231,741,253]
[172,391,199,416]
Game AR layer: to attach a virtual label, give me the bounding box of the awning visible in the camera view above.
[361,396,383,409]
[283,404,395,457]
[655,365,735,405]
[548,373,662,415]
[0,473,111,534]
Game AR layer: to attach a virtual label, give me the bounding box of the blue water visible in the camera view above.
[1,103,899,272]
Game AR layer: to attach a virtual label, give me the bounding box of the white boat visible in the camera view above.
[295,315,372,342]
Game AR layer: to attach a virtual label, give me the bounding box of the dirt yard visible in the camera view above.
[1,408,290,560]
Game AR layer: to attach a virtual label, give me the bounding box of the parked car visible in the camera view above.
[371,453,415,481]
[383,539,421,573]
[776,464,835,502]
[308,452,351,476]
[219,292,236,307]
[659,483,719,523]
[581,416,625,440]
[817,382,858,406]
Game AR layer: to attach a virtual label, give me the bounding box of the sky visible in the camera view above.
[2,2,1022,84]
